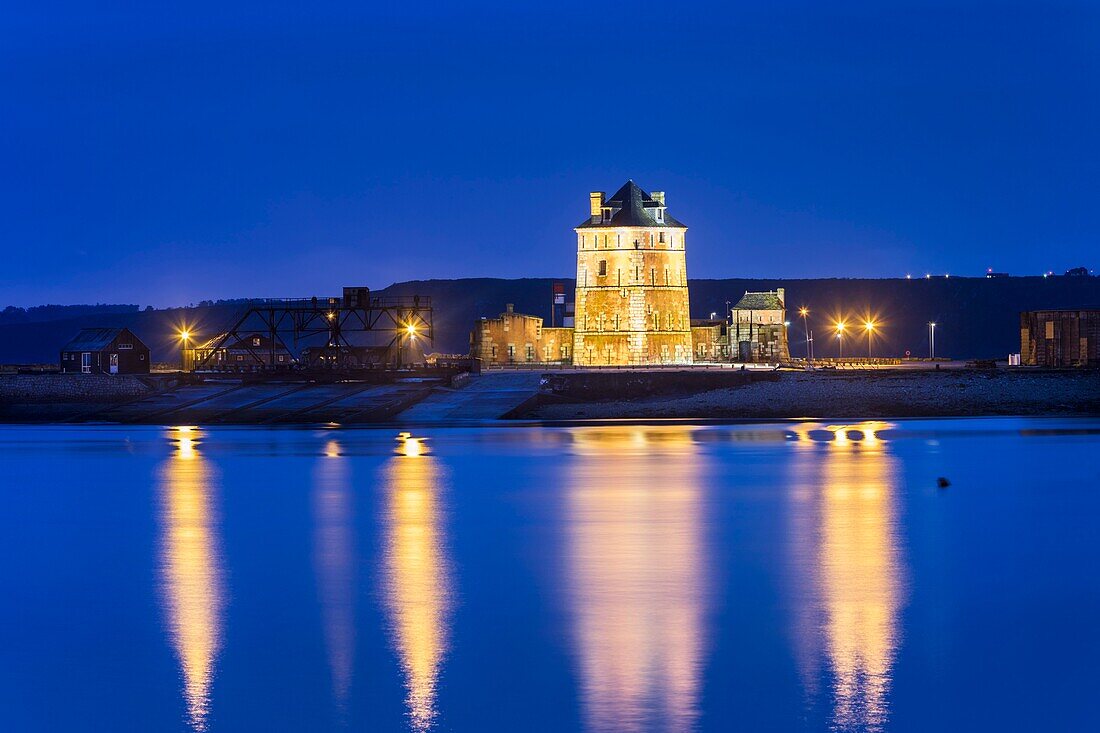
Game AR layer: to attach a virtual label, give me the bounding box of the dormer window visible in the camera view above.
[656,208,665,223]
[602,208,612,222]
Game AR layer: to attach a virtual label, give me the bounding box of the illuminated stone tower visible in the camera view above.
[572,181,693,365]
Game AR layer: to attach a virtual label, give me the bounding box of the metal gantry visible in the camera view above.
[191,288,433,372]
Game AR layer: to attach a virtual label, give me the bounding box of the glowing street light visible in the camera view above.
[835,321,846,359]
[798,307,811,361]
[178,330,191,372]
[864,320,876,358]
[405,323,418,337]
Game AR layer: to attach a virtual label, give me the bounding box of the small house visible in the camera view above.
[60,327,150,374]
[191,332,294,370]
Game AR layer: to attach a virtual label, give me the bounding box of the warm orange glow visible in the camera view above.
[799,307,809,317]
[406,323,418,337]
[787,421,905,732]
[158,427,224,732]
[835,321,846,333]
[382,437,451,731]
[313,440,355,707]
[179,330,191,342]
[566,427,707,732]
[326,311,336,320]
[864,321,875,332]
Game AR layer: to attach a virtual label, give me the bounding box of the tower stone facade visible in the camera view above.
[572,181,693,366]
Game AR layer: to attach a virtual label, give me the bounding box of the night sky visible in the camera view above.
[3,1,1097,307]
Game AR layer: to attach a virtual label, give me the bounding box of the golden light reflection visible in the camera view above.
[157,427,224,732]
[382,435,452,731]
[787,421,906,732]
[313,439,356,707]
[566,427,708,733]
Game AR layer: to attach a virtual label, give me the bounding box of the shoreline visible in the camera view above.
[1,368,1097,425]
[519,369,1100,421]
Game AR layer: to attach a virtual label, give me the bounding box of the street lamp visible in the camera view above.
[799,307,811,361]
[405,323,417,337]
[835,321,845,359]
[179,330,191,372]
[928,322,937,360]
[864,320,875,358]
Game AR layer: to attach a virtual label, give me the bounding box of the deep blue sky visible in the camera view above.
[3,1,1098,307]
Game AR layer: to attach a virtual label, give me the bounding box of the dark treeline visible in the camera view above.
[1,276,1098,363]
[0,304,141,326]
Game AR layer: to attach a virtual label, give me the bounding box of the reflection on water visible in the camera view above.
[313,439,356,708]
[564,427,709,733]
[157,427,225,732]
[788,422,906,732]
[381,435,452,731]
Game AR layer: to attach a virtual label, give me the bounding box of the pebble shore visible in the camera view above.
[525,369,1100,420]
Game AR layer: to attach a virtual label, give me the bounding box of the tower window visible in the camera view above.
[598,260,607,277]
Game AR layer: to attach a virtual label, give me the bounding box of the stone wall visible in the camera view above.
[0,373,172,403]
[471,306,574,365]
[691,324,728,362]
[572,226,693,365]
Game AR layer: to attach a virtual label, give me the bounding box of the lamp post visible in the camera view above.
[864,320,875,358]
[799,307,811,361]
[835,322,845,359]
[929,322,937,360]
[179,330,191,372]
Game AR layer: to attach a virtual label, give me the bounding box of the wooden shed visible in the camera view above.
[60,327,150,374]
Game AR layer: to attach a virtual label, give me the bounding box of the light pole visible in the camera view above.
[179,330,191,372]
[835,322,845,359]
[864,320,875,358]
[929,322,937,360]
[799,307,810,361]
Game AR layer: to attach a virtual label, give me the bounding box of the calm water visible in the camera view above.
[2,419,1099,732]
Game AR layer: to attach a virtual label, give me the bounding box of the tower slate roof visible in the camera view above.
[577,180,687,229]
[732,291,785,310]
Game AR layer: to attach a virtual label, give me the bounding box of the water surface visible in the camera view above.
[2,419,1098,731]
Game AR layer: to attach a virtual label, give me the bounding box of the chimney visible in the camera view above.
[589,191,604,221]
[651,191,665,206]
[506,303,514,314]
[776,288,785,307]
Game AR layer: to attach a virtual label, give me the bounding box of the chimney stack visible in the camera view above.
[589,191,604,222]
[651,191,665,206]
[506,303,514,314]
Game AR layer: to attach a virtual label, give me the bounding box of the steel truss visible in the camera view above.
[192,292,432,371]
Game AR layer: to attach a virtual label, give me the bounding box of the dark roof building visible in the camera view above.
[60,327,150,374]
[577,180,687,229]
[1020,309,1100,367]
[190,332,294,369]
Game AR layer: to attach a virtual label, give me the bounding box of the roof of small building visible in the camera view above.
[61,327,141,352]
[194,332,291,351]
[577,180,687,229]
[732,291,785,310]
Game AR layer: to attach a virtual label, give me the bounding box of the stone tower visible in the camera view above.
[572,181,693,366]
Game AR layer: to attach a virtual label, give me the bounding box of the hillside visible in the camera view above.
[2,276,1098,363]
